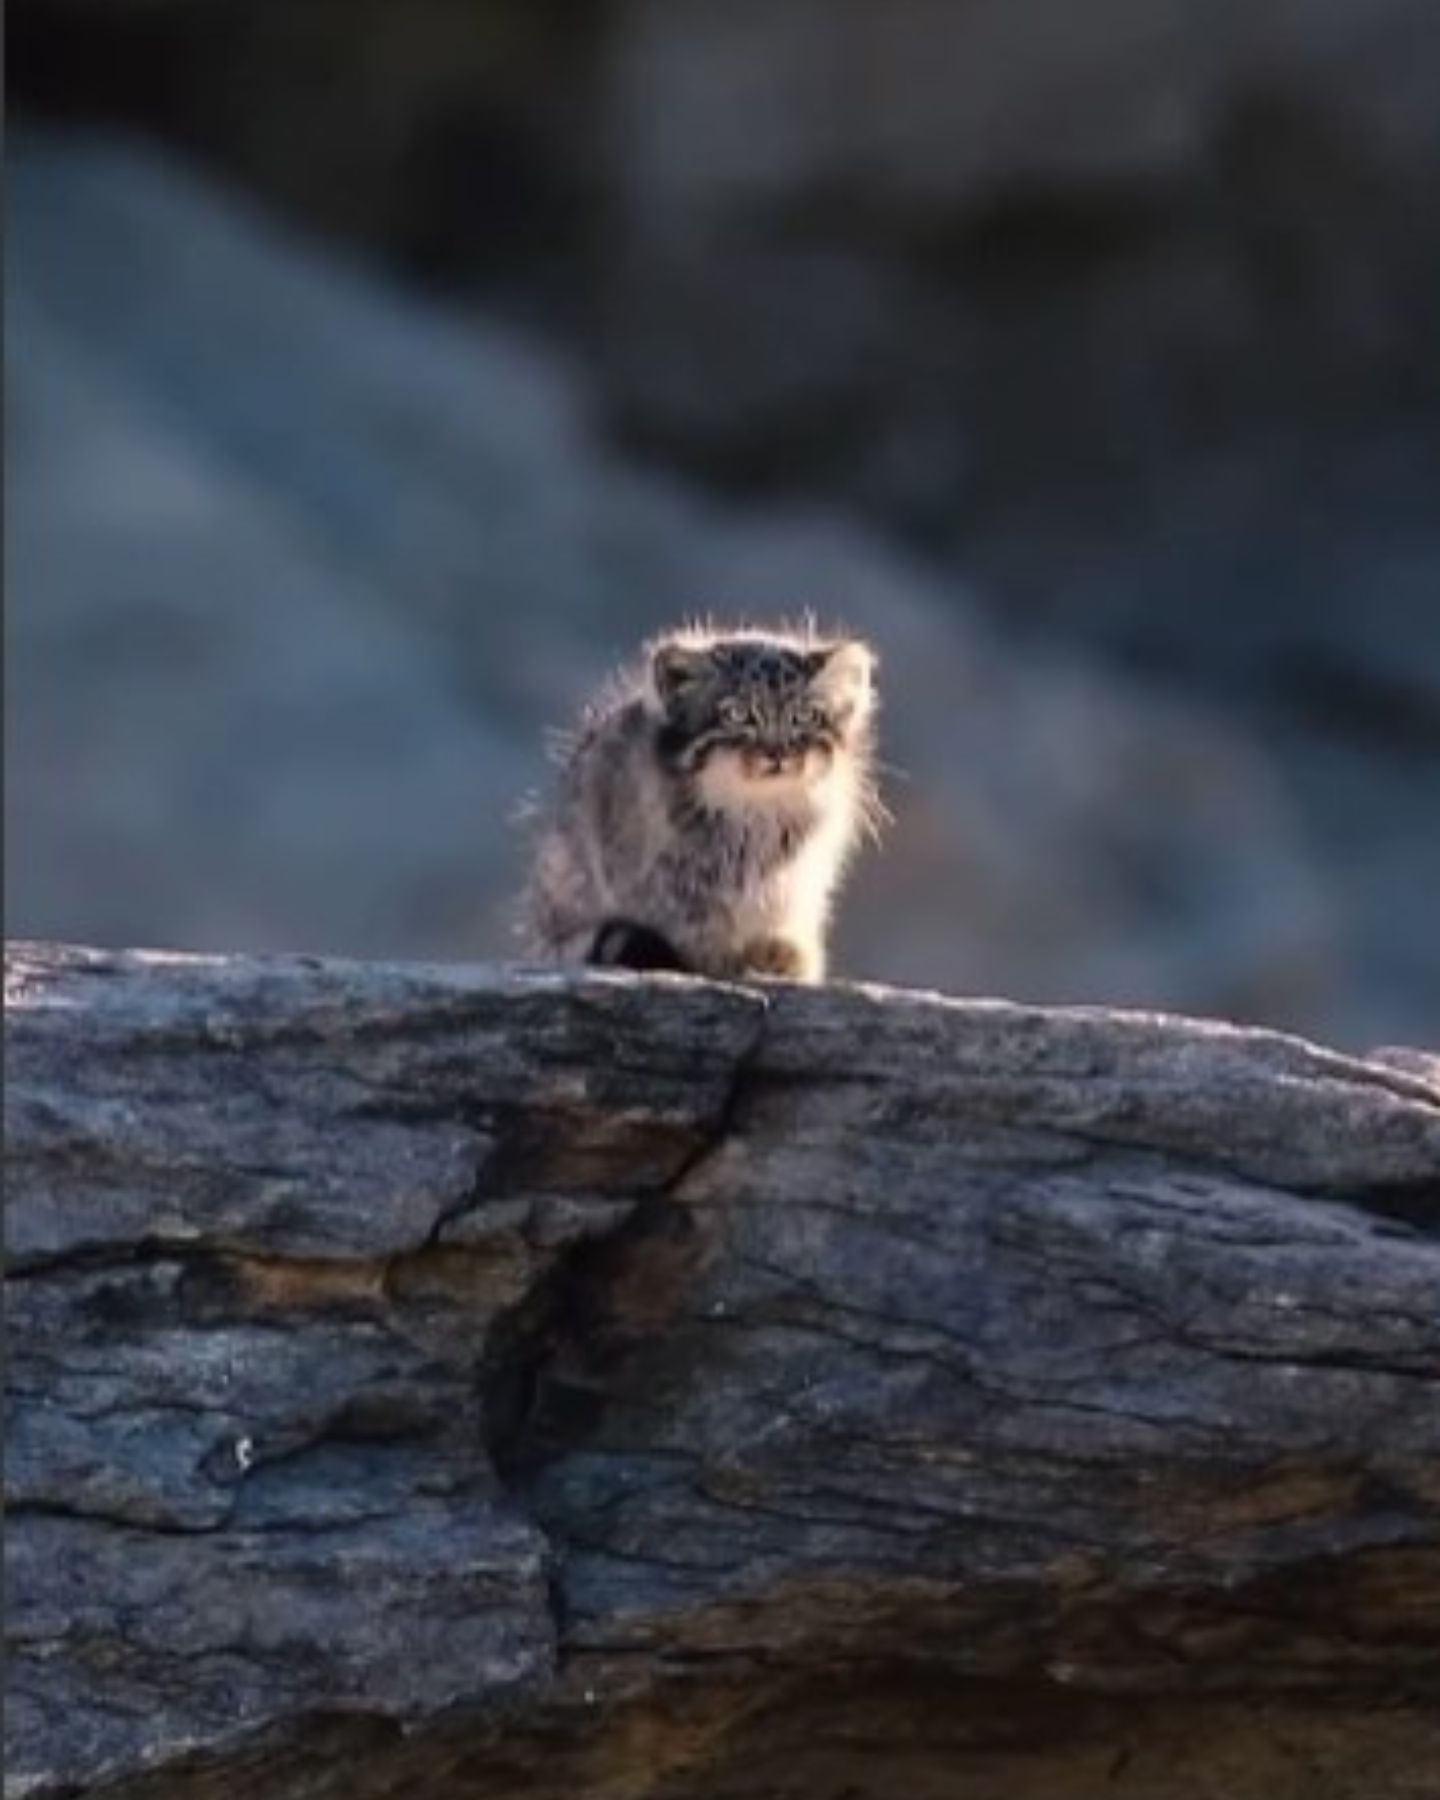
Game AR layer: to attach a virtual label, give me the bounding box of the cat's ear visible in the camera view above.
[650,642,710,708]
[809,639,875,718]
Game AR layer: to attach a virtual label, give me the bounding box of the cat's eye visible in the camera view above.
[796,702,826,728]
[717,698,748,727]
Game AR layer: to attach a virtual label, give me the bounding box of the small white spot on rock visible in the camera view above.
[234,1435,255,1472]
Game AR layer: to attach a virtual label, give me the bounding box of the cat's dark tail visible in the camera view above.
[588,920,692,974]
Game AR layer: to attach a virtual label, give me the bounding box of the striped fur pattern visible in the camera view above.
[518,625,882,982]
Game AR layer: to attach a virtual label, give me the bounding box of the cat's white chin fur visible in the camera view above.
[696,750,829,815]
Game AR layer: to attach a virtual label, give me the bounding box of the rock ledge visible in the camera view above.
[5,942,1439,1799]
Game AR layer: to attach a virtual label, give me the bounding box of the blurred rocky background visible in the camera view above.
[7,0,1439,1047]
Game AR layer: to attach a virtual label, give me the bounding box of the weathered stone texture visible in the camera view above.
[6,942,1438,1797]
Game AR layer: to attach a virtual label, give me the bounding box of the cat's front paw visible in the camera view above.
[738,935,820,982]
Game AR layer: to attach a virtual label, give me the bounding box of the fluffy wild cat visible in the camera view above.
[519,625,882,982]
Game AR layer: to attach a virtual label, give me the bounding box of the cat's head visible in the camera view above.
[647,630,874,803]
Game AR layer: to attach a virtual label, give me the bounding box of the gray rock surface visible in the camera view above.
[6,136,1339,1035]
[6,941,1439,1799]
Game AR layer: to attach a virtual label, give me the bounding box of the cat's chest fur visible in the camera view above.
[686,775,850,936]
